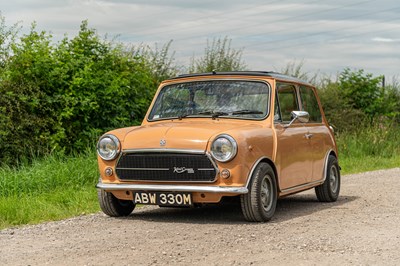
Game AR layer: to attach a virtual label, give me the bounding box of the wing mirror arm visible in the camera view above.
[284,111,310,128]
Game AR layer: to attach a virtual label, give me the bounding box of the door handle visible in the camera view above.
[305,133,313,139]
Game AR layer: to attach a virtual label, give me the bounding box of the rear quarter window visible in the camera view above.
[299,86,322,123]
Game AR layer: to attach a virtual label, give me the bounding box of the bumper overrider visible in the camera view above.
[96,179,248,194]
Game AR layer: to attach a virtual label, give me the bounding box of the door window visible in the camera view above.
[275,84,299,123]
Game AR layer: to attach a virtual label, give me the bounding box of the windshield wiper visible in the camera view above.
[177,110,229,120]
[196,110,263,119]
[231,110,264,115]
[177,113,194,120]
[197,110,229,119]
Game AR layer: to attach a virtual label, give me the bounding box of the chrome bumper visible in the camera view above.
[96,181,248,194]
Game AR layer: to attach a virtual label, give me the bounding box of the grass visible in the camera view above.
[0,188,99,229]
[339,155,400,174]
[337,122,400,174]
[0,124,399,230]
[0,150,100,229]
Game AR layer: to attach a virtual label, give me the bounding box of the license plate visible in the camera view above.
[133,192,192,206]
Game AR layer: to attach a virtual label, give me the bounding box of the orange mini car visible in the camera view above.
[96,71,340,222]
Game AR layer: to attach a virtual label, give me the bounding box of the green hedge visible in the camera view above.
[0,21,161,165]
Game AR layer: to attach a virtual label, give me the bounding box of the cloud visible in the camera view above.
[1,0,399,79]
[372,37,400,43]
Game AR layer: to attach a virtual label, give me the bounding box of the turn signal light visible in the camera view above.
[105,167,113,177]
[221,169,231,179]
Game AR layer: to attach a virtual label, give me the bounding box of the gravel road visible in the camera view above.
[1,168,400,266]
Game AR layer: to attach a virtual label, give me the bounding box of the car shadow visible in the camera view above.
[118,193,358,225]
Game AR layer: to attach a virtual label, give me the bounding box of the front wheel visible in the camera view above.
[241,163,277,222]
[315,155,341,202]
[98,190,135,217]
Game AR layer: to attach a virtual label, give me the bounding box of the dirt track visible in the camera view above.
[1,168,400,265]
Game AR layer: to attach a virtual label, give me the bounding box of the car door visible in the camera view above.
[299,86,328,182]
[274,83,313,190]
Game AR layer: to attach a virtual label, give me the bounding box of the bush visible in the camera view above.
[317,79,368,132]
[317,69,400,133]
[189,36,246,73]
[0,23,57,165]
[339,68,385,120]
[49,22,157,151]
[0,20,160,165]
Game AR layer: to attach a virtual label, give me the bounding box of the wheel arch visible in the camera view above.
[321,149,339,183]
[245,156,280,192]
[329,149,338,159]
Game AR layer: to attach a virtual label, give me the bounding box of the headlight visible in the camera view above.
[97,134,120,161]
[210,134,237,162]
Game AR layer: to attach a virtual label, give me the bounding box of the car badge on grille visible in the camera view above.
[160,139,166,146]
[173,167,195,174]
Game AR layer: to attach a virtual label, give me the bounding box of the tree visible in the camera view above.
[380,82,400,122]
[0,14,20,68]
[0,20,159,165]
[137,40,179,82]
[48,21,158,151]
[319,68,400,132]
[0,22,56,164]
[318,80,367,132]
[189,36,246,73]
[339,68,384,120]
[281,60,318,84]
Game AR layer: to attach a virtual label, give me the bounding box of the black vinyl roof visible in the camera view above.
[169,71,313,86]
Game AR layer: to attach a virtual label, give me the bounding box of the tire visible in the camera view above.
[241,162,277,222]
[315,155,341,202]
[97,190,135,217]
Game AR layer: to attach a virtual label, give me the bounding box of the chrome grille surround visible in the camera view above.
[115,149,219,183]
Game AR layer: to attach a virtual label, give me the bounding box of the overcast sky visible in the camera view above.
[1,0,399,80]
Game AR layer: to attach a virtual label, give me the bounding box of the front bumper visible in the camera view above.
[96,180,248,194]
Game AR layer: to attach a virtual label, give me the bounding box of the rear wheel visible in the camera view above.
[98,190,135,217]
[315,155,341,202]
[241,163,277,222]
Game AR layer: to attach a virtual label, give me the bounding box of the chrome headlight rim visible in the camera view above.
[96,134,121,161]
[210,134,238,163]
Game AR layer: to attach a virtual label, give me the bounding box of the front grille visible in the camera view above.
[116,152,217,182]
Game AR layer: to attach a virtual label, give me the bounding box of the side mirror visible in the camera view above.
[285,111,309,127]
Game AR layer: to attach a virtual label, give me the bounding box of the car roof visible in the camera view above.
[168,71,313,87]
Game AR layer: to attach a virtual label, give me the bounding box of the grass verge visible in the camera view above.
[340,155,400,175]
[0,150,99,230]
[337,122,400,174]
[0,188,99,229]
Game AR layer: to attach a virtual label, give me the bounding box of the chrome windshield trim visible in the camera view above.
[147,79,272,122]
[96,182,248,194]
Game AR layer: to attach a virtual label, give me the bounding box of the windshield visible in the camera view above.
[148,80,270,121]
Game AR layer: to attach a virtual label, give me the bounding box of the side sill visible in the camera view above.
[279,179,324,196]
